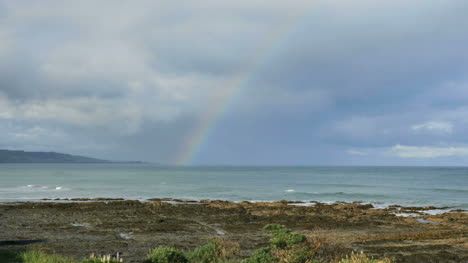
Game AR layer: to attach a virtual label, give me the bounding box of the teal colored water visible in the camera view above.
[0,164,467,209]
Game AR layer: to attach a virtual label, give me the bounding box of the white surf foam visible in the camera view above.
[394,213,420,217]
[118,233,132,240]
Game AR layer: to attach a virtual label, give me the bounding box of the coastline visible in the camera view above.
[0,199,467,262]
[2,165,467,211]
[5,197,467,216]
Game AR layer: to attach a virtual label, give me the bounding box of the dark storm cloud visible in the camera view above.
[1,0,468,164]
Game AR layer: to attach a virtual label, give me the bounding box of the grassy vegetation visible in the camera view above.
[338,252,392,263]
[373,230,468,241]
[0,250,122,263]
[0,225,393,263]
[19,250,75,263]
[188,238,240,263]
[263,224,307,249]
[144,247,188,263]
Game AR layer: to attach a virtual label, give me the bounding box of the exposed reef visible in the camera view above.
[0,200,466,262]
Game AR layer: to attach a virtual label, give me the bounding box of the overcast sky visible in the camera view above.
[1,0,468,165]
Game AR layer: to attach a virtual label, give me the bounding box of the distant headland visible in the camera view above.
[0,149,144,164]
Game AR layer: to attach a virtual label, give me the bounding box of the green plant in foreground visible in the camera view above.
[144,247,188,263]
[188,238,240,263]
[259,224,316,263]
[20,250,75,263]
[241,248,276,263]
[263,224,307,249]
[4,224,393,263]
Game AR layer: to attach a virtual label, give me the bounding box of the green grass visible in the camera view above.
[241,248,276,263]
[263,224,307,249]
[187,239,239,263]
[19,250,75,263]
[1,225,393,263]
[144,247,188,263]
[0,250,123,263]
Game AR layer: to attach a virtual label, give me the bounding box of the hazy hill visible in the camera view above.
[0,150,142,164]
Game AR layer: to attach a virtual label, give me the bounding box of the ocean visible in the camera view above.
[0,164,467,210]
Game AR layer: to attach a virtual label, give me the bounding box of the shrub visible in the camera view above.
[241,248,276,263]
[261,224,317,263]
[286,233,307,246]
[189,241,219,263]
[289,246,316,263]
[263,224,306,249]
[263,224,289,232]
[144,247,188,263]
[188,238,240,263]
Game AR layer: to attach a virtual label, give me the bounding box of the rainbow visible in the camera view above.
[174,11,309,165]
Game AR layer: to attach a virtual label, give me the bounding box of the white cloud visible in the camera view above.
[389,144,468,158]
[411,121,453,133]
[346,149,367,156]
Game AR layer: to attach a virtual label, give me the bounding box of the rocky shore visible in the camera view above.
[0,199,466,262]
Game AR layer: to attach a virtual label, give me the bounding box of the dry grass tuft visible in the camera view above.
[338,252,392,263]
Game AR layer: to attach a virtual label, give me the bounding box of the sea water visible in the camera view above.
[0,164,466,210]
